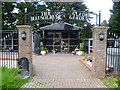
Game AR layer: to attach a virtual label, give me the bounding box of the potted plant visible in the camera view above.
[74,47,83,55]
[52,49,57,54]
[64,48,68,54]
[76,51,83,55]
[79,42,85,55]
[45,48,49,54]
[40,47,46,55]
[72,51,76,55]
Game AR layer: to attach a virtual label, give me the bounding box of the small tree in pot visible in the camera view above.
[40,47,46,55]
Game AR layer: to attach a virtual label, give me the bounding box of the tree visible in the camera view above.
[46,2,87,26]
[46,2,93,38]
[46,2,87,11]
[109,1,120,36]
[101,20,108,26]
[2,2,93,38]
[2,2,16,30]
[15,2,47,25]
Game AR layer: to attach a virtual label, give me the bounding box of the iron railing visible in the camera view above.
[106,31,120,75]
[0,30,19,68]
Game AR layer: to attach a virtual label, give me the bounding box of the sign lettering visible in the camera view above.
[29,11,88,22]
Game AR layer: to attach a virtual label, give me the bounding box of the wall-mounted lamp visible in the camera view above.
[21,31,26,40]
[99,32,104,41]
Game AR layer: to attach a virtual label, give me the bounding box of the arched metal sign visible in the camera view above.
[25,10,90,26]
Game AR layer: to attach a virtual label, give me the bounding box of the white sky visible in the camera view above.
[84,0,113,24]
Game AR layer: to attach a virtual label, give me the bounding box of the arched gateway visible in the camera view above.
[1,9,111,79]
[25,10,89,54]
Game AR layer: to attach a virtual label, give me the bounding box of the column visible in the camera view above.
[92,26,109,79]
[16,25,33,76]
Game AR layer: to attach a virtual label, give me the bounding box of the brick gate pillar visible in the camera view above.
[16,25,33,76]
[92,26,109,79]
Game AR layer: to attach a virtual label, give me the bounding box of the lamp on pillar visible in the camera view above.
[21,31,26,40]
[99,32,104,41]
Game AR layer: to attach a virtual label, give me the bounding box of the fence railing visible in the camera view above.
[0,30,19,68]
[106,31,120,75]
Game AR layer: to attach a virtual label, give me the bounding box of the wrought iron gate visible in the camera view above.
[0,30,19,68]
[33,31,41,55]
[106,31,120,75]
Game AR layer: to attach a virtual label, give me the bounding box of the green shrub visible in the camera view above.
[102,75,120,88]
[1,67,31,88]
[79,43,84,51]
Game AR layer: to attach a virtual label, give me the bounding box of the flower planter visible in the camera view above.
[80,59,93,71]
[76,51,83,56]
[52,51,56,54]
[40,50,46,55]
[72,51,76,55]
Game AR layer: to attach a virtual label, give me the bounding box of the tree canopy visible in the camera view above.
[109,1,120,36]
[2,2,16,30]
[2,2,93,38]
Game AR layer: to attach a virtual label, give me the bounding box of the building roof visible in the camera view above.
[40,22,83,31]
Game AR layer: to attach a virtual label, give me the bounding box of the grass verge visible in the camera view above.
[1,66,31,88]
[102,75,120,88]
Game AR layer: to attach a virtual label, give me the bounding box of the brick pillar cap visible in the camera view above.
[92,26,109,31]
[16,25,33,30]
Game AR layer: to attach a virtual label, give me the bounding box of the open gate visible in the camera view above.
[106,31,120,75]
[33,31,41,55]
[0,30,19,68]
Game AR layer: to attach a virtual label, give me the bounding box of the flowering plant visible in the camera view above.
[8,47,13,51]
[64,48,68,53]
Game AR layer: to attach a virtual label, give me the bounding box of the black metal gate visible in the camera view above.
[0,30,19,68]
[106,31,120,75]
[33,31,41,55]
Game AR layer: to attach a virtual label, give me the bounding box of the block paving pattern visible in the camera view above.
[22,55,106,88]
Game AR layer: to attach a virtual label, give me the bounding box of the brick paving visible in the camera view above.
[22,55,106,88]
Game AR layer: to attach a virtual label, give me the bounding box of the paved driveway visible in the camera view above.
[23,55,106,88]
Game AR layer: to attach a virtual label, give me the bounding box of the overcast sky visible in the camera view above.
[84,0,113,23]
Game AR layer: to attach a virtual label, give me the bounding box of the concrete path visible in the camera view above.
[22,55,106,88]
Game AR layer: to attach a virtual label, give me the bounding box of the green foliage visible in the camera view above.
[102,75,120,88]
[87,56,93,60]
[40,42,47,51]
[109,2,120,36]
[79,42,84,51]
[1,67,31,88]
[40,47,45,51]
[83,55,88,59]
[2,2,93,38]
[46,2,87,11]
[45,2,88,27]
[80,24,93,39]
[101,20,109,26]
[82,55,93,60]
[16,2,36,25]
[2,2,17,30]
[2,2,47,27]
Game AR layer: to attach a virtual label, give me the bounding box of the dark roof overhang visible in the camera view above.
[39,22,83,31]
